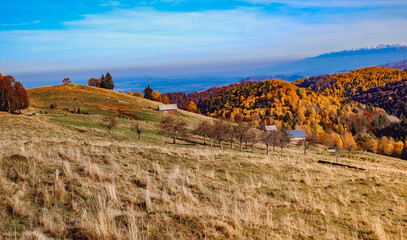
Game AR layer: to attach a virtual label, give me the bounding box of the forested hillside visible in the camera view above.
[295,67,407,97]
[198,79,388,140]
[352,79,407,119]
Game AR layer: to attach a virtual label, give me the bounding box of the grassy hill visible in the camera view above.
[0,84,406,239]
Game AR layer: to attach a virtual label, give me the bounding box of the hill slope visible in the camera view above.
[295,67,407,97]
[0,85,406,239]
[379,59,407,69]
[352,79,407,119]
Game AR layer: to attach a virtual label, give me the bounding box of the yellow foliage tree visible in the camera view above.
[342,132,357,153]
[185,101,198,113]
[133,91,143,98]
[152,91,162,102]
[393,141,404,157]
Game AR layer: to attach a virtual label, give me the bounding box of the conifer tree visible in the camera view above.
[100,73,114,90]
[144,85,153,100]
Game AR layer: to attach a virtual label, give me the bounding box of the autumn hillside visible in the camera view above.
[1,84,407,239]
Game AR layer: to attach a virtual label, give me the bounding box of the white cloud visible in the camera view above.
[1,6,407,74]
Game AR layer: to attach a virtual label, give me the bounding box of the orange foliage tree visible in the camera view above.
[88,78,101,87]
[0,74,29,113]
[152,91,162,102]
[133,91,143,98]
[185,101,198,113]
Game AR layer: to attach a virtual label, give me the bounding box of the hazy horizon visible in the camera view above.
[2,0,407,91]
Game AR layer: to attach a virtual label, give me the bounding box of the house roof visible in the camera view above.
[260,125,277,131]
[158,104,178,111]
[288,130,307,138]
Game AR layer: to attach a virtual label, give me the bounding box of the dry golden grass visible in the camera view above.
[1,111,407,239]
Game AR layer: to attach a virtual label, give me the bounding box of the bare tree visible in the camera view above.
[244,127,260,150]
[234,123,249,151]
[100,116,118,136]
[213,120,230,150]
[132,124,142,141]
[262,131,277,155]
[277,127,290,155]
[159,115,188,144]
[225,122,236,149]
[195,120,213,145]
[302,132,318,155]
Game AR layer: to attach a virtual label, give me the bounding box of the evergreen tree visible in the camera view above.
[144,85,153,100]
[100,73,114,90]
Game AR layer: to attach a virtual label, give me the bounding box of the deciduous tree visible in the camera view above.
[0,75,29,113]
[88,78,101,87]
[62,78,72,85]
[100,116,118,136]
[152,91,162,102]
[159,115,188,144]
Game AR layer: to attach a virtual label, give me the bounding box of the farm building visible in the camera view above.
[260,125,277,132]
[158,104,178,113]
[287,130,307,144]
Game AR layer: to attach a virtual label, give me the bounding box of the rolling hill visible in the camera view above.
[1,84,406,239]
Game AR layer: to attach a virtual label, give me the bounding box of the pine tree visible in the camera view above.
[144,85,153,100]
[100,73,114,90]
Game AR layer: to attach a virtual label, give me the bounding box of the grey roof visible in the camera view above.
[158,104,178,111]
[261,125,277,131]
[288,130,307,138]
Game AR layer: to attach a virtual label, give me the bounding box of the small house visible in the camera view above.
[158,104,178,113]
[260,125,277,132]
[287,130,307,144]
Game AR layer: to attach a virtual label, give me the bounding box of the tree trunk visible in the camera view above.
[273,145,275,152]
[240,140,243,151]
[280,146,283,156]
[267,143,269,155]
[336,152,340,162]
[210,139,213,147]
[245,141,248,149]
[173,137,176,144]
[220,141,223,150]
[108,128,112,136]
[204,135,207,145]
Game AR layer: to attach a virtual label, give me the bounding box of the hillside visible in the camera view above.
[198,79,389,138]
[295,67,407,97]
[352,79,407,119]
[379,59,407,69]
[1,85,407,239]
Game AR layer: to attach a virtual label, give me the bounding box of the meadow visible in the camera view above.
[0,85,406,239]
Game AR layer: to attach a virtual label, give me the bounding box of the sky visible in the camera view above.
[1,0,407,89]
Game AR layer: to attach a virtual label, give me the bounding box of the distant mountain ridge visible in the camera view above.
[266,45,407,77]
[379,59,407,69]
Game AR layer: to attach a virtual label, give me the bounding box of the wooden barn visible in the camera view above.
[158,104,178,113]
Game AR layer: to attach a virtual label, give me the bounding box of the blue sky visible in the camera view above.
[1,0,407,88]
